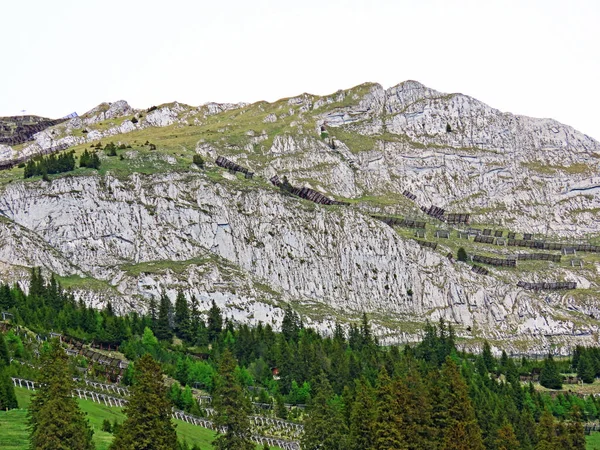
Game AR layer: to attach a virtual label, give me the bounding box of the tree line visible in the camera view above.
[0,269,595,449]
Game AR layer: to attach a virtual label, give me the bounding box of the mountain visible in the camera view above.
[1,80,599,353]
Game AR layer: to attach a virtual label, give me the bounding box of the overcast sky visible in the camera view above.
[1,0,598,139]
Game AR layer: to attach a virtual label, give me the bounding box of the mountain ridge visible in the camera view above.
[0,80,599,353]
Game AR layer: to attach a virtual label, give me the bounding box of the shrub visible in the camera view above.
[131,116,138,124]
[192,154,205,169]
[457,247,468,262]
[102,419,112,433]
[446,123,452,133]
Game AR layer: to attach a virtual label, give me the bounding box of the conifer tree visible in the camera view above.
[212,348,254,450]
[110,354,177,450]
[397,363,435,449]
[577,351,595,384]
[0,330,17,410]
[567,405,586,450]
[28,340,94,450]
[495,422,521,450]
[535,409,557,450]
[349,377,376,450]
[374,367,406,450]
[440,358,485,450]
[301,372,349,450]
[0,330,9,365]
[155,294,173,341]
[207,300,223,342]
[540,354,562,390]
[174,290,191,341]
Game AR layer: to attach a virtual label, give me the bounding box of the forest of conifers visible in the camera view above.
[0,268,598,449]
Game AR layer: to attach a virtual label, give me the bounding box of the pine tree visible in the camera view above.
[301,372,349,450]
[349,377,376,450]
[440,358,485,450]
[110,354,177,450]
[212,348,254,450]
[540,354,562,390]
[28,340,94,450]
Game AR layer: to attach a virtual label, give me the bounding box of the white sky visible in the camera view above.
[1,0,599,140]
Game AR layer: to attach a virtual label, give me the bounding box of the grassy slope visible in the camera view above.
[0,387,277,450]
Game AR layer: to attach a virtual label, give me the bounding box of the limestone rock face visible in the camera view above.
[1,80,599,352]
[0,171,598,351]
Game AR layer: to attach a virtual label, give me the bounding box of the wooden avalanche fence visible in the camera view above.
[270,175,349,206]
[472,255,517,267]
[517,281,577,291]
[371,215,426,229]
[12,377,302,449]
[471,265,490,276]
[215,155,254,178]
[517,253,562,263]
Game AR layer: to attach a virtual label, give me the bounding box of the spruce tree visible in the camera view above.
[374,368,406,450]
[155,294,173,341]
[577,351,595,384]
[495,422,521,450]
[174,290,191,341]
[397,363,435,450]
[0,330,17,410]
[28,340,94,450]
[349,377,376,450]
[540,354,562,390]
[212,348,254,450]
[567,405,586,450]
[109,354,177,450]
[440,358,485,450]
[301,372,349,450]
[207,300,223,342]
[535,409,557,450]
[0,330,10,365]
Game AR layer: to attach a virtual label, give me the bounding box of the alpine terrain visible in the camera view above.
[1,80,599,353]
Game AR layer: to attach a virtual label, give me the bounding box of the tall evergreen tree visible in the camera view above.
[495,422,521,450]
[301,372,349,450]
[440,358,485,450]
[28,340,94,450]
[374,368,406,450]
[174,290,191,341]
[110,354,177,450]
[540,354,562,390]
[577,351,595,384]
[349,377,376,450]
[212,348,254,450]
[535,409,557,450]
[0,330,17,410]
[207,300,223,342]
[155,294,173,341]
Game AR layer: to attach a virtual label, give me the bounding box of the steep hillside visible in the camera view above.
[0,81,599,352]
